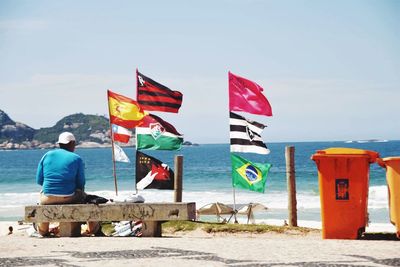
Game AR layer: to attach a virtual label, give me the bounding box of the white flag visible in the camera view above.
[114,144,130,163]
[230,112,270,154]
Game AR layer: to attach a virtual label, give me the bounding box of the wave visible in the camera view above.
[0,185,390,222]
[368,185,389,209]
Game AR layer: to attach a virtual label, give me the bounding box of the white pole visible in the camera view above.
[107,98,118,196]
[232,187,238,223]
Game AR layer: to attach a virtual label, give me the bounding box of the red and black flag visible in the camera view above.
[136,70,183,113]
[135,151,174,190]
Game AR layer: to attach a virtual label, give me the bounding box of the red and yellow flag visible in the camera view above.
[108,90,146,128]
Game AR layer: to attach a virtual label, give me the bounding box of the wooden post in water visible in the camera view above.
[285,146,298,227]
[174,155,183,202]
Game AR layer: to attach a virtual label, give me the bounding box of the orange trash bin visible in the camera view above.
[377,157,400,238]
[311,148,379,239]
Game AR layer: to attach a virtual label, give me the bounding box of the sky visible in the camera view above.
[0,0,399,144]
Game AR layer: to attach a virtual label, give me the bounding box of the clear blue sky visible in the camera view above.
[1,0,399,143]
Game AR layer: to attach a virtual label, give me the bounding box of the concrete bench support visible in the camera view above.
[25,202,196,237]
[59,222,82,237]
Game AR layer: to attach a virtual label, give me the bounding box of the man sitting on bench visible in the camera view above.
[35,131,102,236]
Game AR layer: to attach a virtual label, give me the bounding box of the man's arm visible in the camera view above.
[35,156,45,186]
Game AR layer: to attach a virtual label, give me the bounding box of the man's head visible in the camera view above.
[57,132,76,152]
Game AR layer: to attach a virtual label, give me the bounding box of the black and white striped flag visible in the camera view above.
[230,112,270,154]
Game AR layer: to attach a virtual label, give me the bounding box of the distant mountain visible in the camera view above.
[0,109,192,150]
[0,110,35,143]
[34,113,110,144]
[0,109,113,149]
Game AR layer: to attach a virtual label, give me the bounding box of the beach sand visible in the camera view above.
[1,221,400,266]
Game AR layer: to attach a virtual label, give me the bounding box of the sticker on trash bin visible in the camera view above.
[335,179,349,200]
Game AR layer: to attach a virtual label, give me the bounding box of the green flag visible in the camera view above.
[231,153,272,193]
[136,114,183,150]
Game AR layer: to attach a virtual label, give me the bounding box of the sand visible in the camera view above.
[1,221,400,266]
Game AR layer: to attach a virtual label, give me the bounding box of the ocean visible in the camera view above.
[1,141,399,230]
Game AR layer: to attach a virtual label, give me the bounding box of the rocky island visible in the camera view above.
[0,110,121,150]
[0,110,194,150]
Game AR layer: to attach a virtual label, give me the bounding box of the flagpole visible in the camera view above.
[228,80,239,223]
[136,68,139,100]
[232,187,238,223]
[107,92,118,196]
[134,137,138,195]
[135,68,139,195]
[110,135,118,196]
[229,110,239,224]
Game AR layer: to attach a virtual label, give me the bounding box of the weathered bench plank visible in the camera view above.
[25,202,196,237]
[25,202,196,222]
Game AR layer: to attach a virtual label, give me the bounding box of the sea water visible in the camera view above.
[0,141,399,230]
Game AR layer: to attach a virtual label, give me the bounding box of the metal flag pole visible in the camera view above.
[232,186,238,223]
[107,92,118,196]
[134,68,139,195]
[110,131,118,196]
[229,112,239,224]
[134,135,138,195]
[228,84,239,223]
[136,68,139,100]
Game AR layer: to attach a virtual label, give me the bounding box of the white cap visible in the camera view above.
[57,132,76,144]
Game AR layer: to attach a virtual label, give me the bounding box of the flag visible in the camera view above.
[229,71,272,116]
[136,70,183,113]
[113,144,130,163]
[136,151,174,190]
[230,112,270,154]
[108,90,147,128]
[136,114,183,150]
[112,124,132,143]
[231,153,272,193]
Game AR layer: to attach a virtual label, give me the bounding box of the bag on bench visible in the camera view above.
[85,194,109,204]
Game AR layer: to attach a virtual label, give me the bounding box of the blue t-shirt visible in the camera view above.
[36,149,85,195]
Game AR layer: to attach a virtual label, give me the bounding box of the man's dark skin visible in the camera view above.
[59,141,76,152]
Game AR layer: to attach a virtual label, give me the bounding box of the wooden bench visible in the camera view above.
[25,202,196,237]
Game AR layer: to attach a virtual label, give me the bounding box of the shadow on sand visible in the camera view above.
[360,232,399,241]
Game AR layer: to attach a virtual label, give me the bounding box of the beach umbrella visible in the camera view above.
[197,202,234,223]
[236,203,268,224]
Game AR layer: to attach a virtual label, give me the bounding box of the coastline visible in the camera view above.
[1,142,398,250]
[0,142,198,150]
[1,221,400,267]
[0,141,119,150]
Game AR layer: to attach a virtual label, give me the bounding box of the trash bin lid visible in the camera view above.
[311,147,379,163]
[380,157,400,162]
[376,157,400,168]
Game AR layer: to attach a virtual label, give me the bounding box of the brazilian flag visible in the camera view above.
[231,153,272,193]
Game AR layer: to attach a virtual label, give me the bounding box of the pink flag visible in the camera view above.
[229,72,272,116]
